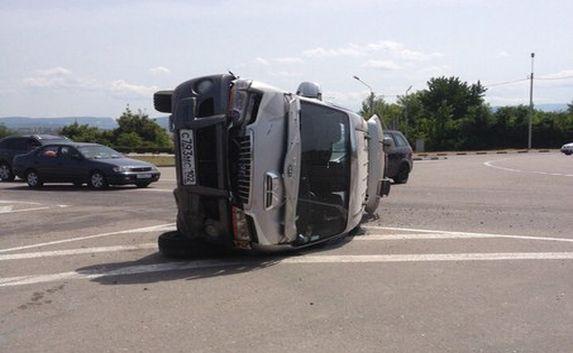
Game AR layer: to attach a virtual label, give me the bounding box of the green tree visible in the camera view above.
[114,107,171,148]
[60,122,110,144]
[0,124,14,139]
[115,131,144,148]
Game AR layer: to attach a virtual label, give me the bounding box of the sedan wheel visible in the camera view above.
[89,171,108,189]
[0,163,15,182]
[26,170,42,188]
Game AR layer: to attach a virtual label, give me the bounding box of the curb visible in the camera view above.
[413,149,557,159]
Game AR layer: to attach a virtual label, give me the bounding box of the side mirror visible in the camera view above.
[383,136,394,152]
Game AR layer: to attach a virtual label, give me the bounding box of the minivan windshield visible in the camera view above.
[296,101,350,239]
[78,145,122,159]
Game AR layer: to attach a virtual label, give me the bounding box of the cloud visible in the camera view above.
[302,40,443,61]
[497,51,510,58]
[149,66,171,75]
[22,67,98,90]
[254,57,271,66]
[273,57,304,64]
[110,80,158,98]
[538,69,573,79]
[302,46,366,58]
[363,60,401,70]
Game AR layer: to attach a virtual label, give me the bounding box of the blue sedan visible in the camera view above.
[12,143,161,189]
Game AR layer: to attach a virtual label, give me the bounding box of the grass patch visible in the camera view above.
[131,155,175,167]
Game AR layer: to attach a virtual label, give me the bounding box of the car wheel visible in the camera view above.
[394,163,410,184]
[25,170,42,188]
[158,231,226,258]
[0,162,15,182]
[88,171,108,189]
[135,181,151,188]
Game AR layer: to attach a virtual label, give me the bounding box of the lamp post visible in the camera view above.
[402,85,413,132]
[353,75,375,118]
[528,53,535,149]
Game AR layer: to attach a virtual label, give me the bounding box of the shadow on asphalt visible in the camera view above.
[76,230,358,286]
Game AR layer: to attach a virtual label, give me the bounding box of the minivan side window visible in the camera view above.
[9,138,27,151]
[39,146,59,159]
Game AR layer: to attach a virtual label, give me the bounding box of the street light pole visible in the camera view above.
[403,85,413,132]
[528,53,535,149]
[353,75,375,118]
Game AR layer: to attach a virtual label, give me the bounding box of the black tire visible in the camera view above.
[0,162,15,182]
[158,231,225,259]
[393,163,410,184]
[136,181,151,188]
[88,171,108,189]
[25,169,42,188]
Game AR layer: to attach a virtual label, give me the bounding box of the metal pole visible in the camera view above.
[528,53,535,149]
[403,85,412,133]
[353,75,375,118]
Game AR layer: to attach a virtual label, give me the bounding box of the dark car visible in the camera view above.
[12,143,160,189]
[383,130,413,184]
[0,134,70,181]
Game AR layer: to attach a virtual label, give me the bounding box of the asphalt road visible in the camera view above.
[1,152,572,353]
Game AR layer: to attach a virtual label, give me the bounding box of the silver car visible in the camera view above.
[154,74,390,254]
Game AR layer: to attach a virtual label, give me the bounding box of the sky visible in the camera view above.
[1,0,572,118]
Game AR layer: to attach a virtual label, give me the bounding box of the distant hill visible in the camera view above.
[0,116,118,130]
[0,116,172,134]
[535,103,568,112]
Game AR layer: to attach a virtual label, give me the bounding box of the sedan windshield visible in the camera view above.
[296,101,350,239]
[78,145,122,159]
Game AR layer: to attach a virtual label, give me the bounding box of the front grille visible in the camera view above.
[236,134,252,204]
[130,167,152,172]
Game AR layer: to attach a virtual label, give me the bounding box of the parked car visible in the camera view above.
[0,134,70,181]
[153,74,391,255]
[561,142,573,155]
[12,143,160,189]
[383,130,413,184]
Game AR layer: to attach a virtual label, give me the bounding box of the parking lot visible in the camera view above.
[1,152,572,353]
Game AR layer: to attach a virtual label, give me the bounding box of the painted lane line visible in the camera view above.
[138,188,172,192]
[0,223,176,254]
[363,226,573,243]
[0,243,156,261]
[0,200,43,205]
[353,233,497,241]
[484,159,573,177]
[2,252,573,287]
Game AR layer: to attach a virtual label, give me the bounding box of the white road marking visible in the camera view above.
[484,159,573,177]
[0,202,68,215]
[2,252,573,287]
[139,188,172,192]
[0,223,176,254]
[363,226,573,243]
[0,200,42,205]
[0,243,156,261]
[354,233,495,240]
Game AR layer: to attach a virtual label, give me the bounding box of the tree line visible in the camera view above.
[59,107,172,153]
[360,76,573,151]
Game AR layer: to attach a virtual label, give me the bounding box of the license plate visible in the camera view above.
[137,173,152,179]
[179,129,197,185]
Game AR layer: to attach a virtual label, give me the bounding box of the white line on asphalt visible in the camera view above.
[0,223,176,254]
[0,243,156,261]
[364,226,573,243]
[2,252,573,287]
[354,233,495,240]
[0,200,42,205]
[0,204,68,215]
[138,188,172,192]
[484,159,573,177]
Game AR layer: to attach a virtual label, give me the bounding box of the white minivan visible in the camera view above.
[153,74,390,254]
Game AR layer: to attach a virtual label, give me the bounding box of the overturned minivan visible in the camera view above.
[153,74,390,254]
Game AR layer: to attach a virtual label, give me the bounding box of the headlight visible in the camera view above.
[113,166,130,173]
